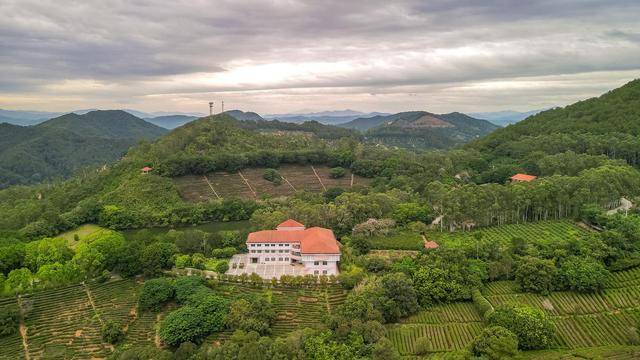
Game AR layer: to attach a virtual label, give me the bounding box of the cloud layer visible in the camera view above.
[1,0,640,113]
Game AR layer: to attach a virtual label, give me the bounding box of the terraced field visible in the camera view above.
[173,164,370,202]
[389,267,640,356]
[209,282,348,339]
[426,220,591,250]
[481,268,640,350]
[0,297,25,360]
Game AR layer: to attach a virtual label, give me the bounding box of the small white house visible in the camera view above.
[246,219,341,276]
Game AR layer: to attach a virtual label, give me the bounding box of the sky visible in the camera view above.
[1,0,640,115]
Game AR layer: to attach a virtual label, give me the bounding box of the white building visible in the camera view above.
[246,219,341,275]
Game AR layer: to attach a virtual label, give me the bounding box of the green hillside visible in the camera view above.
[470,79,640,161]
[0,110,167,188]
[340,111,499,149]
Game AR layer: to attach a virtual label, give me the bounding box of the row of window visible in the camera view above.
[249,249,288,254]
[313,261,328,266]
[313,270,329,275]
[250,243,291,247]
[264,257,289,262]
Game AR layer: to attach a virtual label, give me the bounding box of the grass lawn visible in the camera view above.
[122,220,251,240]
[370,230,423,250]
[57,224,109,248]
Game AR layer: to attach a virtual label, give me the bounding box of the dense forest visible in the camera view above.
[0,110,167,188]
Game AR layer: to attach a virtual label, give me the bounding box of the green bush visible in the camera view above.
[101,320,124,344]
[471,326,519,359]
[263,168,282,184]
[138,278,174,311]
[0,305,19,337]
[211,247,237,258]
[159,294,228,347]
[329,167,346,179]
[472,289,494,319]
[175,254,191,269]
[214,261,229,274]
[559,257,609,292]
[487,304,554,350]
[414,337,431,355]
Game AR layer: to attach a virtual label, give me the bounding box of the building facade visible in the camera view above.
[246,219,341,275]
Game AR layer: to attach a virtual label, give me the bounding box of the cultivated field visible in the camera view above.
[387,267,640,356]
[0,278,347,359]
[173,165,371,202]
[426,220,591,249]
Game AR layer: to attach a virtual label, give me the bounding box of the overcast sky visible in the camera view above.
[1,0,640,114]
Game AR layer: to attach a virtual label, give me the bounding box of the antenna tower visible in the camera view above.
[209,102,214,118]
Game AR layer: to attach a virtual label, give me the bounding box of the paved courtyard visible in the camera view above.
[226,254,307,279]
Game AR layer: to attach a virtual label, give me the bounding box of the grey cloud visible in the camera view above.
[0,0,639,112]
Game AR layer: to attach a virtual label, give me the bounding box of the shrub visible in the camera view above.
[211,247,237,258]
[174,276,208,304]
[472,289,494,319]
[191,253,206,270]
[471,326,519,359]
[159,294,228,347]
[0,305,20,337]
[141,242,177,277]
[101,320,124,344]
[139,278,174,311]
[175,255,191,269]
[514,256,556,295]
[414,337,431,355]
[627,327,640,345]
[263,169,282,184]
[214,261,229,274]
[329,167,346,178]
[175,341,197,360]
[559,257,609,292]
[487,304,554,350]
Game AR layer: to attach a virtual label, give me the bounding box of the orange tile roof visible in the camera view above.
[141,166,153,171]
[247,222,340,254]
[277,219,305,228]
[424,240,439,249]
[510,173,537,182]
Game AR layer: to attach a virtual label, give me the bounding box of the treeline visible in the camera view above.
[427,165,640,230]
[157,149,355,177]
[235,119,359,140]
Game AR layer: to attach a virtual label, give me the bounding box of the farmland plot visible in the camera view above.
[0,297,25,360]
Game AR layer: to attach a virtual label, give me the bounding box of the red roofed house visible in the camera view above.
[510,173,537,182]
[141,166,153,174]
[246,219,341,276]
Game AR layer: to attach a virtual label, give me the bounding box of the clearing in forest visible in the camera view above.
[173,164,371,202]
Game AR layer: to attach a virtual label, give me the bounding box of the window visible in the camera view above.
[271,244,276,247]
[257,244,262,247]
[271,257,276,261]
[265,258,269,261]
[285,257,289,261]
[314,270,319,275]
[322,261,327,265]
[278,257,283,261]
[322,270,327,275]
[257,250,262,253]
[272,250,277,253]
[285,243,289,246]
[314,261,319,265]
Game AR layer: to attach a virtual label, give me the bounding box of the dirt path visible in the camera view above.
[203,175,221,199]
[350,173,354,187]
[311,166,327,191]
[17,296,30,360]
[82,282,104,326]
[154,314,162,348]
[282,175,297,192]
[237,171,258,198]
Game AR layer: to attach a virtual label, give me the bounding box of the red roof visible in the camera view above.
[247,223,340,254]
[141,166,153,172]
[277,219,305,228]
[424,241,439,249]
[510,173,537,182]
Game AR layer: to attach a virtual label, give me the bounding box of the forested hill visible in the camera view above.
[0,110,167,188]
[340,111,499,149]
[470,79,640,155]
[136,113,359,177]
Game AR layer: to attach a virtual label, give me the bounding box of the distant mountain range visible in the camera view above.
[469,109,545,126]
[264,109,389,125]
[0,110,167,188]
[340,111,499,149]
[0,108,205,127]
